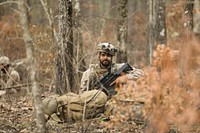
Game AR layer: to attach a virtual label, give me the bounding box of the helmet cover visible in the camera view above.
[0,56,10,66]
[97,42,117,56]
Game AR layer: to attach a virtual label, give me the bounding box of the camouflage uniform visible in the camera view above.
[43,90,108,123]
[80,63,144,94]
[79,42,144,120]
[0,56,20,91]
[80,42,144,94]
[42,42,144,122]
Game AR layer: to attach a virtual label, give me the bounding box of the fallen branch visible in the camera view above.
[2,83,31,90]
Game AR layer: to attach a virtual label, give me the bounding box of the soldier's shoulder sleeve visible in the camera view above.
[6,69,20,87]
[82,64,96,77]
[79,64,98,93]
[80,68,91,93]
[10,69,20,82]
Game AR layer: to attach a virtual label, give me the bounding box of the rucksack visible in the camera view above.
[55,90,108,123]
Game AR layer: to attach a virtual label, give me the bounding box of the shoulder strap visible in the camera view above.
[110,63,118,73]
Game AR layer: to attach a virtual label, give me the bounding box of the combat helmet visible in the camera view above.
[97,42,118,56]
[0,56,10,66]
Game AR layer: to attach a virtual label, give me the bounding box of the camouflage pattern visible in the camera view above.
[42,90,108,122]
[0,56,20,90]
[0,56,10,66]
[80,63,144,93]
[97,42,118,56]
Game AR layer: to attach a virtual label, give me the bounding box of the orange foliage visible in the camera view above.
[0,15,21,37]
[102,34,200,132]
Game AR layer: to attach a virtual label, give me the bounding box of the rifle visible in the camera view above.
[1,83,31,90]
[1,82,52,90]
[97,63,133,96]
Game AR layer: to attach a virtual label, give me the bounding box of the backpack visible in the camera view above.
[56,90,108,123]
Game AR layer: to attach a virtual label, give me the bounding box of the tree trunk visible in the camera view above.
[18,0,46,132]
[73,0,86,92]
[154,0,167,45]
[147,0,156,65]
[40,0,58,43]
[184,0,194,30]
[193,0,200,34]
[116,0,128,63]
[56,0,74,95]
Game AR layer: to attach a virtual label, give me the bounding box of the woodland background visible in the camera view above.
[0,0,200,132]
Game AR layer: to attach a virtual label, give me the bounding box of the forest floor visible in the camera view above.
[0,90,146,133]
[0,89,199,133]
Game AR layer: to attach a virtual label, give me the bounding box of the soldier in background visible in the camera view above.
[0,56,20,94]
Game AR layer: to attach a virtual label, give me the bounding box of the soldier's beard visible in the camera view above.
[100,59,111,68]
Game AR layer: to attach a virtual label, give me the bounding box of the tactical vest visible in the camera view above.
[88,63,119,91]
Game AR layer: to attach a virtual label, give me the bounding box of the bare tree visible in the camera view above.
[56,0,75,94]
[40,0,58,43]
[154,0,167,45]
[116,0,128,63]
[147,0,166,65]
[184,0,194,30]
[73,0,86,90]
[18,0,46,132]
[147,0,156,65]
[193,0,200,34]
